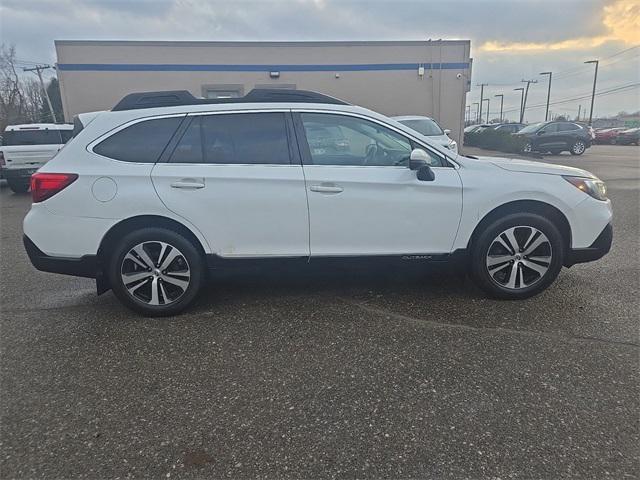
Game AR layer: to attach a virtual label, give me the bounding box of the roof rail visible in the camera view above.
[112,88,349,111]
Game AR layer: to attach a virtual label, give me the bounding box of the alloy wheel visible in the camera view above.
[572,141,586,154]
[486,226,552,290]
[523,142,532,153]
[120,241,191,305]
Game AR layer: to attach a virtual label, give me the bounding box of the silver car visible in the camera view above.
[393,115,457,153]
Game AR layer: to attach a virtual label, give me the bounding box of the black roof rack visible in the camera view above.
[112,88,349,111]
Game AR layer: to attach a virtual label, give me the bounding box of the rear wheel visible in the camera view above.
[470,213,564,299]
[108,227,205,316]
[570,139,587,155]
[7,178,29,193]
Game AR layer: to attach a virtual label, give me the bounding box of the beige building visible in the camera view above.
[55,40,472,143]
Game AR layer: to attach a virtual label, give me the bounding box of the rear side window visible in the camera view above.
[169,112,290,164]
[3,129,63,146]
[559,122,580,132]
[94,117,182,163]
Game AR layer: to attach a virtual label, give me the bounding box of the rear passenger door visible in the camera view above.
[151,111,310,258]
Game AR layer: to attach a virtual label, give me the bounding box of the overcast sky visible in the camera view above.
[1,0,638,122]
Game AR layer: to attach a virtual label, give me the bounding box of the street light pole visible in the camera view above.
[514,87,525,123]
[494,94,504,123]
[484,98,490,123]
[540,71,552,121]
[585,60,599,126]
[520,79,537,124]
[472,102,480,123]
[477,83,488,125]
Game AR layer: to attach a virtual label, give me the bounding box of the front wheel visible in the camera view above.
[470,213,564,299]
[7,178,29,193]
[108,227,205,316]
[570,140,587,155]
[522,142,533,153]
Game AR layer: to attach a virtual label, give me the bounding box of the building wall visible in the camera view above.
[55,41,471,143]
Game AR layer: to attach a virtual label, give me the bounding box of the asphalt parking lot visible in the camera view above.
[1,144,638,478]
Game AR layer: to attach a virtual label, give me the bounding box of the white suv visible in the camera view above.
[23,89,613,316]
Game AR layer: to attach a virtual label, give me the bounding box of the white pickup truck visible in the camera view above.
[0,123,73,193]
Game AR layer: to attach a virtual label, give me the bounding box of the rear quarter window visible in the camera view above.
[93,117,183,163]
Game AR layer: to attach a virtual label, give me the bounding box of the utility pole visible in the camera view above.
[585,60,599,125]
[465,104,471,124]
[540,71,552,121]
[520,79,538,124]
[577,105,582,122]
[472,102,480,123]
[23,64,57,123]
[514,87,525,123]
[494,94,504,123]
[484,98,490,123]
[477,83,488,125]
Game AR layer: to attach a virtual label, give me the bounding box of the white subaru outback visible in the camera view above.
[23,89,612,316]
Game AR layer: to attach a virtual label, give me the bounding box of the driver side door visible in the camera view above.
[294,111,463,257]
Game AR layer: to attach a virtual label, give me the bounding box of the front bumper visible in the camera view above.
[565,223,612,267]
[23,235,98,278]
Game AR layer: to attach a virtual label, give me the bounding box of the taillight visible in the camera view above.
[0,151,5,167]
[30,173,78,203]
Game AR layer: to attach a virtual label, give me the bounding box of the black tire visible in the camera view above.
[7,178,29,193]
[107,227,205,316]
[569,139,587,155]
[470,213,564,299]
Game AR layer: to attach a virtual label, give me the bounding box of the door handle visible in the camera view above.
[309,184,343,194]
[170,179,205,189]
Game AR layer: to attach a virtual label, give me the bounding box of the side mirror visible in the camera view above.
[409,149,435,182]
[409,148,429,170]
[444,129,451,136]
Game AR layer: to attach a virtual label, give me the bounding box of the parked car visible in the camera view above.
[514,121,592,155]
[614,127,640,145]
[23,89,612,316]
[0,123,73,193]
[594,127,627,144]
[464,124,488,133]
[492,123,525,134]
[392,116,457,153]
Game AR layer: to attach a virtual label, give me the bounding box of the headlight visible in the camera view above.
[448,140,458,153]
[563,176,607,201]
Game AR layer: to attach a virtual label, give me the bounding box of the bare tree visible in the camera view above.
[0,44,27,130]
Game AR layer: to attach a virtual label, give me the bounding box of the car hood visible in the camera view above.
[470,155,596,178]
[426,134,452,148]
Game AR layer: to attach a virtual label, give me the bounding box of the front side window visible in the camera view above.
[94,117,182,163]
[301,113,426,167]
[541,123,560,133]
[558,122,580,132]
[518,123,543,134]
[169,112,290,165]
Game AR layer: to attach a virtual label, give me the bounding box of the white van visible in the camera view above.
[0,123,73,193]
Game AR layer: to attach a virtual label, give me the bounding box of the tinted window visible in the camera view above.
[301,113,433,166]
[169,112,290,164]
[60,130,73,143]
[3,129,63,146]
[558,122,580,132]
[94,117,182,163]
[518,123,543,134]
[541,123,559,133]
[399,118,443,136]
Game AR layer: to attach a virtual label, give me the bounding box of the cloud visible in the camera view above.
[479,0,639,52]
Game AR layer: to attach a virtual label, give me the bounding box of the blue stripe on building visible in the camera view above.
[57,62,470,72]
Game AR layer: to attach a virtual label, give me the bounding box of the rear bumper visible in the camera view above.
[565,223,612,267]
[23,235,98,278]
[3,167,38,180]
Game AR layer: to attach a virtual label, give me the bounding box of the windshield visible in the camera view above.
[2,129,68,146]
[517,123,543,134]
[399,118,444,136]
